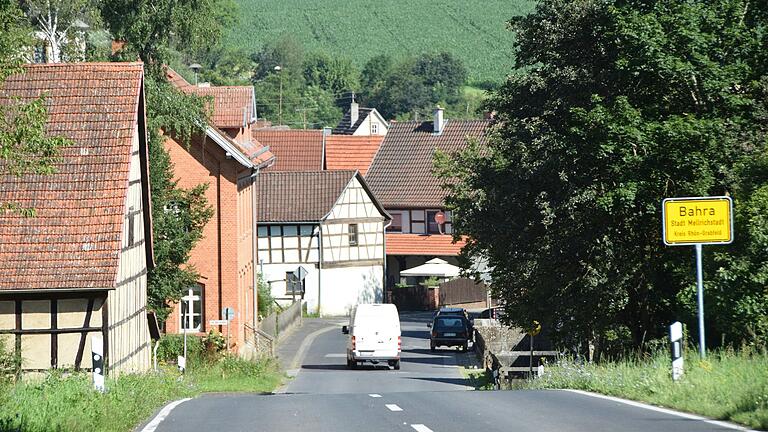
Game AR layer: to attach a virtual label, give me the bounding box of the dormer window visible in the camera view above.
[371,123,379,135]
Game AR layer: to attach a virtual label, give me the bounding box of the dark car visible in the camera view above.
[429,315,471,352]
[434,307,474,340]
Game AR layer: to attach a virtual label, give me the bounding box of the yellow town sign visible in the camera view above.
[662,196,733,246]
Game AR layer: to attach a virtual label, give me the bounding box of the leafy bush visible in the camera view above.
[155,334,204,363]
[0,338,20,383]
[257,273,274,318]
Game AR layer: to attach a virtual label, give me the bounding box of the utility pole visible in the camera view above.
[274,65,283,125]
[295,107,317,129]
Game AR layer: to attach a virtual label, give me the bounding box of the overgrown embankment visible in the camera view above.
[0,333,283,432]
[525,349,768,430]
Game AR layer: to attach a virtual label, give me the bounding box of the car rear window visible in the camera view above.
[436,318,465,329]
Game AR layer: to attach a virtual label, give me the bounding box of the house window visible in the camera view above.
[371,123,379,135]
[348,224,358,246]
[427,210,441,234]
[180,284,203,332]
[258,224,318,264]
[388,212,402,232]
[285,271,302,295]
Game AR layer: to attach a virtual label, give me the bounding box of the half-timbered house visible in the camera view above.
[0,63,153,374]
[255,171,390,316]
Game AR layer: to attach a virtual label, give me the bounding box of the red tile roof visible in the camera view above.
[386,233,467,256]
[165,68,255,129]
[325,135,384,176]
[188,85,255,129]
[0,62,145,291]
[366,120,490,208]
[252,129,324,171]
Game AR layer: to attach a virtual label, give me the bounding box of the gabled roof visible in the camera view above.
[165,68,256,129]
[0,62,146,291]
[252,129,324,171]
[366,119,490,208]
[332,107,375,135]
[190,85,256,129]
[255,170,389,223]
[324,135,384,176]
[386,234,467,256]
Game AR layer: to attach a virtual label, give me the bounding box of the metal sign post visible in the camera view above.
[662,196,733,359]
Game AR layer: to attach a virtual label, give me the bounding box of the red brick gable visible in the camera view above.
[0,62,145,290]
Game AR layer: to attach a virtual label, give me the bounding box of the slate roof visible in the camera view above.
[0,62,145,291]
[165,68,256,129]
[252,129,324,171]
[324,135,384,176]
[332,107,374,135]
[386,234,467,256]
[255,171,358,222]
[365,119,490,208]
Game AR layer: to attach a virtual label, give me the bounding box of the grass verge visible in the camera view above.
[0,356,284,432]
[460,366,495,390]
[523,349,768,430]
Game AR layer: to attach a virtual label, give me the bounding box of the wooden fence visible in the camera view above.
[388,278,489,311]
[439,278,487,306]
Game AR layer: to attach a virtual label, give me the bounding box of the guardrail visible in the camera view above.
[245,323,274,357]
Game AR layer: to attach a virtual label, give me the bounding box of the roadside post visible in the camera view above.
[222,307,235,350]
[527,320,541,377]
[91,335,105,392]
[662,196,733,359]
[669,321,684,381]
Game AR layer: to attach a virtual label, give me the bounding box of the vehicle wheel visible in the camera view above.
[430,343,436,352]
[393,360,400,370]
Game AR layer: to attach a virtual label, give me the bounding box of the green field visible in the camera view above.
[226,0,536,85]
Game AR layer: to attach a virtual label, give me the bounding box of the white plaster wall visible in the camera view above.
[317,265,384,317]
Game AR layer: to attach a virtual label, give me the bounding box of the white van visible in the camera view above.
[342,303,401,370]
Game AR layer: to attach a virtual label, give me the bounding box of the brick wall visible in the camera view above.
[163,133,255,352]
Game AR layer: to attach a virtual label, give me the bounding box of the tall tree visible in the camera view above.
[436,0,768,353]
[99,0,229,321]
[20,0,98,62]
[1,0,69,215]
[100,0,235,68]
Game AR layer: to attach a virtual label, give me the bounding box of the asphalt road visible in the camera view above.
[150,312,749,432]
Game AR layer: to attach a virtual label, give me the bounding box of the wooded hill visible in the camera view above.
[225,0,536,86]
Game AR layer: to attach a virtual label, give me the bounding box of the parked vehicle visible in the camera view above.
[342,303,401,370]
[429,315,471,352]
[434,307,474,341]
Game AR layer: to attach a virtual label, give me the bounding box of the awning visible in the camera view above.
[399,258,460,278]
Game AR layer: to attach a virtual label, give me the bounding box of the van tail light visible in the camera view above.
[352,336,356,350]
[431,331,437,338]
[397,336,402,352]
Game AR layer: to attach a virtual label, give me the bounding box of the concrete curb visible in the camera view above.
[276,322,344,392]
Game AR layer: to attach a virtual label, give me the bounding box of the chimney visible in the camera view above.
[433,105,444,134]
[350,100,359,126]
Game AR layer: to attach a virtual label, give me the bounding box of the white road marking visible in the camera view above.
[368,393,382,398]
[411,425,434,432]
[324,353,347,358]
[385,404,403,412]
[563,390,758,431]
[140,398,192,432]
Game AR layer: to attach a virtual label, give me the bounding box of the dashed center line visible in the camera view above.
[411,425,434,432]
[368,394,382,398]
[385,404,403,412]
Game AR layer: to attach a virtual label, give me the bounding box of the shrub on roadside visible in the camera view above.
[155,334,204,363]
[0,339,20,383]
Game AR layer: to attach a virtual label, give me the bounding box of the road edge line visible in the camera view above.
[561,389,758,431]
[140,397,193,432]
[275,322,343,393]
